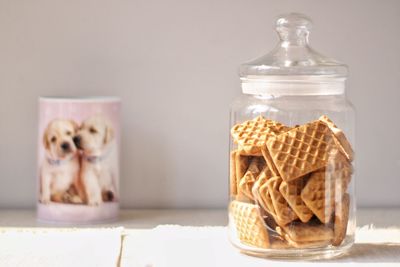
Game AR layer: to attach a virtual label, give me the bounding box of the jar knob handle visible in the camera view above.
[275,13,312,45]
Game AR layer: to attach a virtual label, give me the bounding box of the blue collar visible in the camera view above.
[83,155,105,164]
[82,146,113,164]
[47,157,73,166]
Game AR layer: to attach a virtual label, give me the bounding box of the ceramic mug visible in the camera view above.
[37,97,121,223]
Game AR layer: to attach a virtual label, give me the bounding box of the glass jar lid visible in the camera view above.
[240,13,348,95]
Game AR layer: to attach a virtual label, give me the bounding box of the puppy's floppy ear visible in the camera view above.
[43,127,50,150]
[69,120,79,132]
[103,124,114,145]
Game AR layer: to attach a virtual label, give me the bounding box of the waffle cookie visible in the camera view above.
[252,166,275,212]
[238,172,257,201]
[301,155,353,224]
[275,226,332,248]
[281,222,334,242]
[332,193,350,246]
[266,176,298,226]
[269,236,291,249]
[248,156,265,173]
[328,156,353,200]
[230,151,237,196]
[231,116,291,156]
[319,115,354,162]
[279,175,314,223]
[235,153,250,184]
[261,145,280,176]
[237,157,265,201]
[300,170,335,224]
[229,200,270,248]
[252,170,275,216]
[266,120,343,182]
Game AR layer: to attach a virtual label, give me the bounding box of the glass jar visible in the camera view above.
[228,13,355,259]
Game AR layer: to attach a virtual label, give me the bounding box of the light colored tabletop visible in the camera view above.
[0,208,399,266]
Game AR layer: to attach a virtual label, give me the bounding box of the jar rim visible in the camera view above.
[241,75,346,96]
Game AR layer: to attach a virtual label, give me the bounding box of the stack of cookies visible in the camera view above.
[229,115,353,249]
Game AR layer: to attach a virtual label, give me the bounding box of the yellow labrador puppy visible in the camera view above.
[40,119,84,204]
[74,116,118,206]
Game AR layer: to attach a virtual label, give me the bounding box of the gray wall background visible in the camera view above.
[0,0,399,208]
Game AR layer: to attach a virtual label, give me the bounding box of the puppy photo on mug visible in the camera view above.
[39,116,119,206]
[37,97,120,223]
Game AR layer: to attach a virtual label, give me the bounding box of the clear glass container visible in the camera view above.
[228,13,355,259]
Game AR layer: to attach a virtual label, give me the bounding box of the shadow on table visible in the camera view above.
[335,243,400,263]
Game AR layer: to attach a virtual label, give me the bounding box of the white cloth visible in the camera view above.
[0,227,123,267]
[121,225,400,267]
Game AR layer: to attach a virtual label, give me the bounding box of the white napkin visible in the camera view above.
[0,227,123,267]
[121,225,400,267]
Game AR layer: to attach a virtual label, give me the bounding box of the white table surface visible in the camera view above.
[1,208,399,266]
